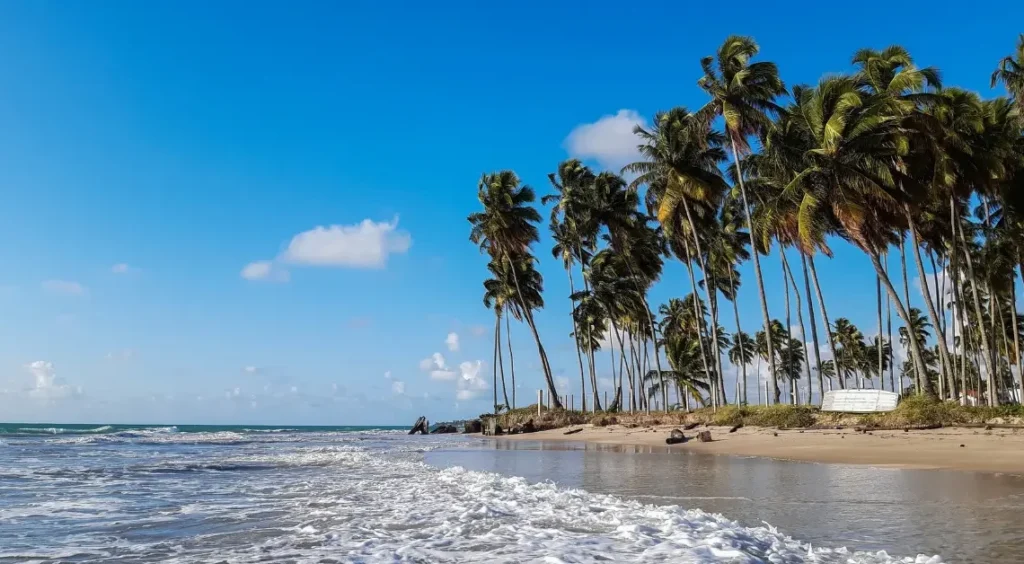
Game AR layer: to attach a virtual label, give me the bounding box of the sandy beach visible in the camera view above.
[489,424,1024,474]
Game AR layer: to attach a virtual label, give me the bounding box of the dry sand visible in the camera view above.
[489,424,1024,474]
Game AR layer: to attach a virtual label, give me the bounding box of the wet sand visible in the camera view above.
[489,424,1024,474]
[427,438,1024,562]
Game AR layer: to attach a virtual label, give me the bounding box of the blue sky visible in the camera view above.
[0,1,1020,424]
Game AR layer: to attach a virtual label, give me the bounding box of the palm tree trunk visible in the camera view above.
[1011,276,1022,403]
[680,198,725,406]
[506,314,516,409]
[608,317,633,413]
[898,235,920,394]
[808,254,842,391]
[708,281,728,404]
[492,313,500,414]
[800,252,824,402]
[868,250,933,394]
[566,268,587,412]
[877,273,884,391]
[609,330,620,411]
[579,255,601,411]
[998,301,1013,403]
[781,250,811,405]
[635,285,668,413]
[952,255,969,404]
[780,247,794,400]
[886,252,895,392]
[729,268,749,404]
[729,138,778,404]
[681,244,716,405]
[906,208,953,400]
[496,313,510,410]
[505,253,561,408]
[954,215,998,406]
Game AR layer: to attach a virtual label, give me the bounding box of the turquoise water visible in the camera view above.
[0,423,403,436]
[0,423,941,563]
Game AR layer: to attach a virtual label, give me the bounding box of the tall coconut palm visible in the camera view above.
[782,76,933,392]
[698,36,787,401]
[469,171,561,408]
[852,46,955,397]
[546,160,601,409]
[729,331,756,401]
[991,34,1024,107]
[626,108,729,405]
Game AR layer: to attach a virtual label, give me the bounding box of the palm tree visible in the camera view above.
[469,171,561,408]
[626,108,729,406]
[546,160,601,409]
[551,220,591,411]
[852,46,955,397]
[729,331,756,401]
[833,318,866,388]
[782,76,933,393]
[991,34,1024,108]
[482,259,515,411]
[698,36,787,402]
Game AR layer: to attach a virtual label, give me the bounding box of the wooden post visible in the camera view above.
[604,391,608,410]
[537,390,542,416]
[570,394,574,412]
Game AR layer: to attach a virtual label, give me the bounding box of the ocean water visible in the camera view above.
[0,424,944,563]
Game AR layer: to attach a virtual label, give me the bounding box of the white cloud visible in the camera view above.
[282,217,411,268]
[226,387,242,399]
[42,280,87,296]
[564,109,648,172]
[469,325,488,338]
[241,218,411,282]
[421,352,457,381]
[243,365,259,374]
[391,381,406,395]
[240,260,290,282]
[384,370,392,379]
[445,332,460,352]
[25,361,82,401]
[111,263,137,274]
[455,360,487,401]
[290,386,299,394]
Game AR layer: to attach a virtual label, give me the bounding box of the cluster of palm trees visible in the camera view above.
[469,34,1024,413]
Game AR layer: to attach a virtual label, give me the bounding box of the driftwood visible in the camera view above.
[563,428,583,435]
[855,424,943,432]
[665,428,687,445]
[728,424,743,433]
[683,422,700,431]
[408,416,429,435]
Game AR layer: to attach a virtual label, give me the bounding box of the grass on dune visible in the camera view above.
[489,397,1024,431]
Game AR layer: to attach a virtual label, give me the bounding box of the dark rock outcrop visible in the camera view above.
[463,420,483,434]
[697,430,713,442]
[665,428,687,445]
[408,416,429,435]
[430,424,458,434]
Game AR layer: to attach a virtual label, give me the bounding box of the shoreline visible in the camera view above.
[484,424,1024,474]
